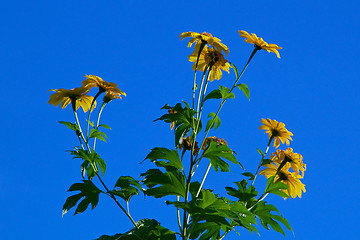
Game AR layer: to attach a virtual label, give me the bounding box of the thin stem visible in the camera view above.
[177,195,182,234]
[182,162,195,240]
[248,193,269,211]
[71,104,138,228]
[219,230,231,240]
[86,90,103,140]
[192,48,259,178]
[192,42,206,110]
[195,67,208,121]
[251,136,274,186]
[195,162,211,197]
[93,102,107,150]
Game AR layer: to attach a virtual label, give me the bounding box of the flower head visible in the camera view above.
[82,75,126,96]
[179,136,199,155]
[48,86,96,112]
[103,91,124,103]
[179,31,229,56]
[202,136,228,150]
[260,162,306,198]
[188,45,231,81]
[271,148,306,178]
[259,118,293,148]
[238,30,282,58]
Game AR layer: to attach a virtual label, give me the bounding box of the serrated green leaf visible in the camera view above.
[62,180,102,216]
[202,142,242,172]
[70,149,106,177]
[251,201,292,235]
[205,112,221,132]
[203,89,222,102]
[141,168,186,198]
[237,83,250,101]
[225,180,258,204]
[58,121,78,131]
[154,102,197,147]
[111,176,142,202]
[144,148,183,170]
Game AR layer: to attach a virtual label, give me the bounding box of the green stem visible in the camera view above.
[182,162,195,240]
[86,90,103,140]
[195,67,208,122]
[251,136,274,186]
[71,103,138,228]
[93,102,107,150]
[192,41,206,110]
[177,195,182,234]
[192,48,259,178]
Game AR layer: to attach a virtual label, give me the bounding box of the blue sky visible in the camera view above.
[1,0,359,239]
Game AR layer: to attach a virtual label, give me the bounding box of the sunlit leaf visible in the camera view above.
[144,147,183,171]
[205,112,221,132]
[62,180,102,216]
[237,83,250,101]
[58,121,78,131]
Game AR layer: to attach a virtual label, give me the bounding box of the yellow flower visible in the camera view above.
[271,148,306,178]
[188,45,231,81]
[259,118,293,148]
[179,31,229,56]
[238,30,282,58]
[103,91,124,103]
[82,75,126,96]
[260,162,306,198]
[48,86,96,112]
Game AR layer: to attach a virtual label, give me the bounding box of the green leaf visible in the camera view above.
[70,149,106,177]
[155,102,197,147]
[110,176,142,202]
[237,83,250,101]
[230,62,239,79]
[144,148,183,171]
[251,201,292,235]
[203,89,222,102]
[141,168,186,198]
[265,176,289,198]
[58,121,78,131]
[62,180,102,216]
[98,123,112,129]
[86,119,95,128]
[241,172,255,180]
[261,159,272,166]
[96,219,176,240]
[205,112,221,132]
[202,142,243,172]
[225,180,258,205]
[219,85,235,100]
[89,129,107,142]
[256,148,264,157]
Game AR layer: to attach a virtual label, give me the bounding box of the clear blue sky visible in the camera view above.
[1,0,359,239]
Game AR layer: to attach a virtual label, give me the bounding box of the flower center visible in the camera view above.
[277,171,288,181]
[271,129,280,137]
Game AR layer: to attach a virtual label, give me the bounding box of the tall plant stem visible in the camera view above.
[93,102,106,150]
[72,104,138,229]
[192,42,206,110]
[182,162,195,240]
[251,136,274,186]
[192,47,259,178]
[86,90,103,140]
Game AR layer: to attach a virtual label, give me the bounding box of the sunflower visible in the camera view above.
[103,91,124,103]
[82,75,126,96]
[271,148,306,178]
[260,162,306,198]
[179,31,229,56]
[48,86,96,112]
[259,118,293,148]
[238,30,282,58]
[188,45,231,81]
